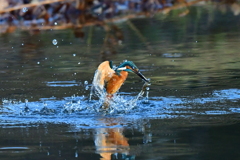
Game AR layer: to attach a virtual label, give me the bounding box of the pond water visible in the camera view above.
[1,4,240,160]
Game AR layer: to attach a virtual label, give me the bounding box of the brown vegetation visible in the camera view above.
[0,0,240,35]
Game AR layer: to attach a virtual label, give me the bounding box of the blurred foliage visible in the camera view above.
[1,0,240,35]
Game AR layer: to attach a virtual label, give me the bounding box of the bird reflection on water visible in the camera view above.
[94,117,134,160]
[90,60,150,110]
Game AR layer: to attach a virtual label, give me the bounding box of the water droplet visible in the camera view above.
[25,99,28,106]
[22,7,28,13]
[52,39,58,45]
[78,62,81,64]
[73,54,76,57]
[146,87,150,91]
[84,81,88,85]
[54,22,57,25]
[75,150,78,158]
[196,41,198,43]
[74,73,76,75]
[57,46,59,48]
[22,43,24,46]
[37,62,40,64]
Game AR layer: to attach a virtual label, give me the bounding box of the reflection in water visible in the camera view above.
[19,32,44,66]
[100,25,124,61]
[94,118,131,160]
[3,112,239,160]
[1,1,240,159]
[0,88,240,159]
[2,0,240,36]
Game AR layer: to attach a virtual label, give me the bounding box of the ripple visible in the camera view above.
[0,89,239,127]
[0,147,29,153]
[0,147,29,150]
[45,81,80,87]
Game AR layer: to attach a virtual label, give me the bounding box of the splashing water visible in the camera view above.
[89,69,151,113]
[22,7,28,13]
[52,39,58,45]
[1,87,240,125]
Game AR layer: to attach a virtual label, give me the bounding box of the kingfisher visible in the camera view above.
[91,60,149,99]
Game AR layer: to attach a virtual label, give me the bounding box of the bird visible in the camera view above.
[91,60,149,100]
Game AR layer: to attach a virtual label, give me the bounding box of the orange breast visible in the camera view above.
[106,71,128,94]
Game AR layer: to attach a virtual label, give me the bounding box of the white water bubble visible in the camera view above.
[75,150,78,158]
[73,54,76,57]
[22,43,24,46]
[84,81,88,85]
[52,39,58,45]
[146,87,150,91]
[54,22,57,25]
[78,62,81,64]
[25,99,28,105]
[22,7,28,13]
[37,62,40,64]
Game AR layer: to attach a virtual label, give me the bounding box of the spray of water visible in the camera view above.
[89,69,151,114]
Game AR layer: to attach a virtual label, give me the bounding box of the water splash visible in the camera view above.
[1,88,240,127]
[135,82,151,103]
[89,70,105,101]
[52,39,58,45]
[22,7,28,13]
[89,69,151,113]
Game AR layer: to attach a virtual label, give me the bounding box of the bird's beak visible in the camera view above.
[133,70,150,83]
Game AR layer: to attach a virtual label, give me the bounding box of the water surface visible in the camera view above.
[0,4,240,160]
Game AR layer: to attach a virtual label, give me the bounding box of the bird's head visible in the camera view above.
[115,61,150,83]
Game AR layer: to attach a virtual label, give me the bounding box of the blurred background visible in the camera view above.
[1,0,240,160]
